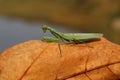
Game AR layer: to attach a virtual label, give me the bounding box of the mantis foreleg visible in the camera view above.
[43,36,62,57]
[43,37,61,42]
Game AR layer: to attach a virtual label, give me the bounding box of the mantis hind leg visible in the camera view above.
[72,39,93,48]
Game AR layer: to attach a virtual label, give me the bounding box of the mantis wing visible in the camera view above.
[62,33,103,40]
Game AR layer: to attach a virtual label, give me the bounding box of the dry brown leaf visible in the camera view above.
[0,37,120,80]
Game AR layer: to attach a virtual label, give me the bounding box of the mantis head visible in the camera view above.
[42,25,48,33]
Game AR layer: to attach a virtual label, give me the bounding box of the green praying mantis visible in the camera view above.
[42,25,103,56]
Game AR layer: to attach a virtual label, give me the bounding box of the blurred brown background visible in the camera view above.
[0,0,120,52]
